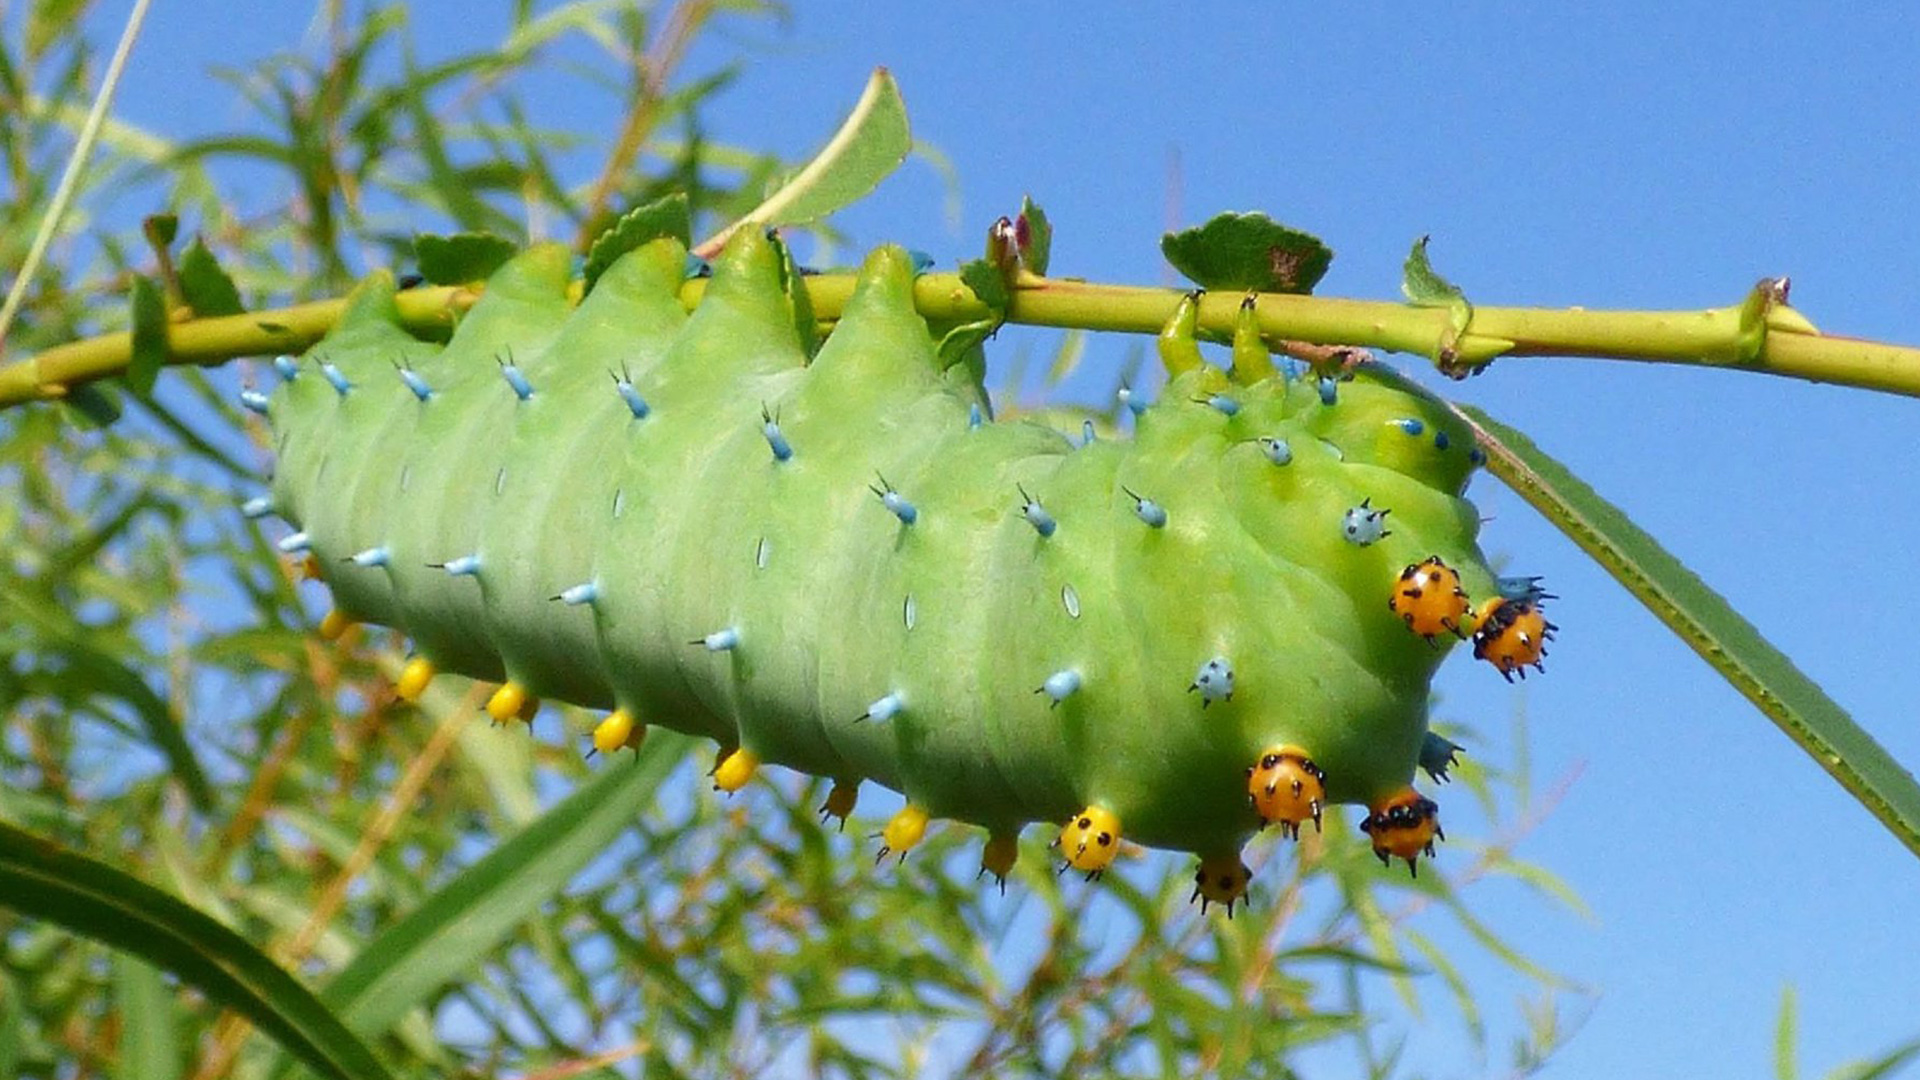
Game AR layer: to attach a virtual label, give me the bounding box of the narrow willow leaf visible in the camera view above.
[127,275,168,395]
[315,731,691,1038]
[0,971,21,1080]
[62,382,122,428]
[1402,235,1473,358]
[1018,194,1052,276]
[0,821,394,1080]
[1458,404,1920,860]
[695,67,911,257]
[1160,211,1334,295]
[1776,986,1799,1080]
[114,954,183,1080]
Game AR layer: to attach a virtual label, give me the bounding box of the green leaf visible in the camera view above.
[1401,235,1475,364]
[142,213,179,253]
[127,275,168,396]
[178,237,244,317]
[115,955,183,1080]
[62,382,122,428]
[1018,194,1052,276]
[414,233,518,286]
[582,193,690,296]
[0,970,21,1080]
[1456,402,1920,861]
[1776,986,1799,1080]
[0,821,395,1080]
[695,67,911,256]
[317,732,691,1039]
[958,257,1011,315]
[1160,211,1333,295]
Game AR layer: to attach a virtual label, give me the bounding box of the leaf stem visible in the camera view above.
[4,271,1918,408]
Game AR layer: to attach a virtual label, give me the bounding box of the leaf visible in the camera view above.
[1160,211,1333,295]
[582,193,690,296]
[126,275,168,395]
[1776,985,1799,1080]
[62,383,122,428]
[0,821,395,1080]
[1456,402,1920,861]
[695,67,911,257]
[1402,235,1474,362]
[178,237,244,317]
[142,213,179,253]
[115,955,183,1080]
[1017,194,1052,276]
[314,732,692,1039]
[958,257,1011,315]
[414,233,517,286]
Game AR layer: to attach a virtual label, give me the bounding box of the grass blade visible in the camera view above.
[319,730,691,1036]
[0,821,394,1080]
[1456,402,1920,859]
[114,954,183,1080]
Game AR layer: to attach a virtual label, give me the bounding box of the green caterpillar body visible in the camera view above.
[261,229,1523,887]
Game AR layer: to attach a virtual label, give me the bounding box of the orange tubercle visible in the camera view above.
[818,779,859,829]
[1246,744,1325,839]
[1190,853,1252,916]
[1471,597,1557,681]
[1359,788,1443,877]
[1388,556,1471,642]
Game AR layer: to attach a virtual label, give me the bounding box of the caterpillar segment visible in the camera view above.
[256,223,1553,906]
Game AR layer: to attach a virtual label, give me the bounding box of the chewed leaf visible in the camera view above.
[1457,401,1920,862]
[696,67,911,257]
[179,237,244,318]
[415,232,518,286]
[959,256,1012,315]
[583,193,692,296]
[1018,194,1052,276]
[1161,211,1333,295]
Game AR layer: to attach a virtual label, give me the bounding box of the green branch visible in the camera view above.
[3,271,1916,409]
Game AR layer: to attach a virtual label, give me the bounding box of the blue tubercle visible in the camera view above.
[1340,499,1391,546]
[761,405,793,462]
[1018,485,1057,538]
[1259,437,1293,466]
[1468,447,1487,466]
[1118,384,1148,416]
[1434,430,1451,451]
[1038,669,1082,706]
[348,546,390,568]
[395,363,433,401]
[697,627,740,652]
[320,362,352,396]
[558,581,600,606]
[968,403,983,429]
[240,495,275,519]
[276,532,311,554]
[440,554,482,577]
[1206,394,1241,417]
[1317,377,1337,405]
[611,368,650,419]
[1081,419,1097,446]
[1396,417,1425,436]
[1189,657,1234,706]
[240,390,271,415]
[1124,487,1167,529]
[861,692,905,722]
[498,357,534,401]
[271,355,300,383]
[871,477,918,525]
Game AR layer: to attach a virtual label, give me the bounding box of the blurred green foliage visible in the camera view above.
[1,2,1586,1077]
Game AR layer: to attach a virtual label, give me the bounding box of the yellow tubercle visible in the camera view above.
[395,657,436,703]
[980,831,1020,888]
[1055,805,1122,878]
[485,682,533,725]
[712,748,760,793]
[1246,744,1325,840]
[1190,853,1253,916]
[817,779,859,830]
[877,804,931,863]
[591,709,643,756]
[295,554,323,581]
[317,609,354,641]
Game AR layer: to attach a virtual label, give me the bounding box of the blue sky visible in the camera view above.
[95,3,1920,1076]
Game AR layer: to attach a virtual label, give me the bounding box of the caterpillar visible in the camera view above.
[246,226,1553,911]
